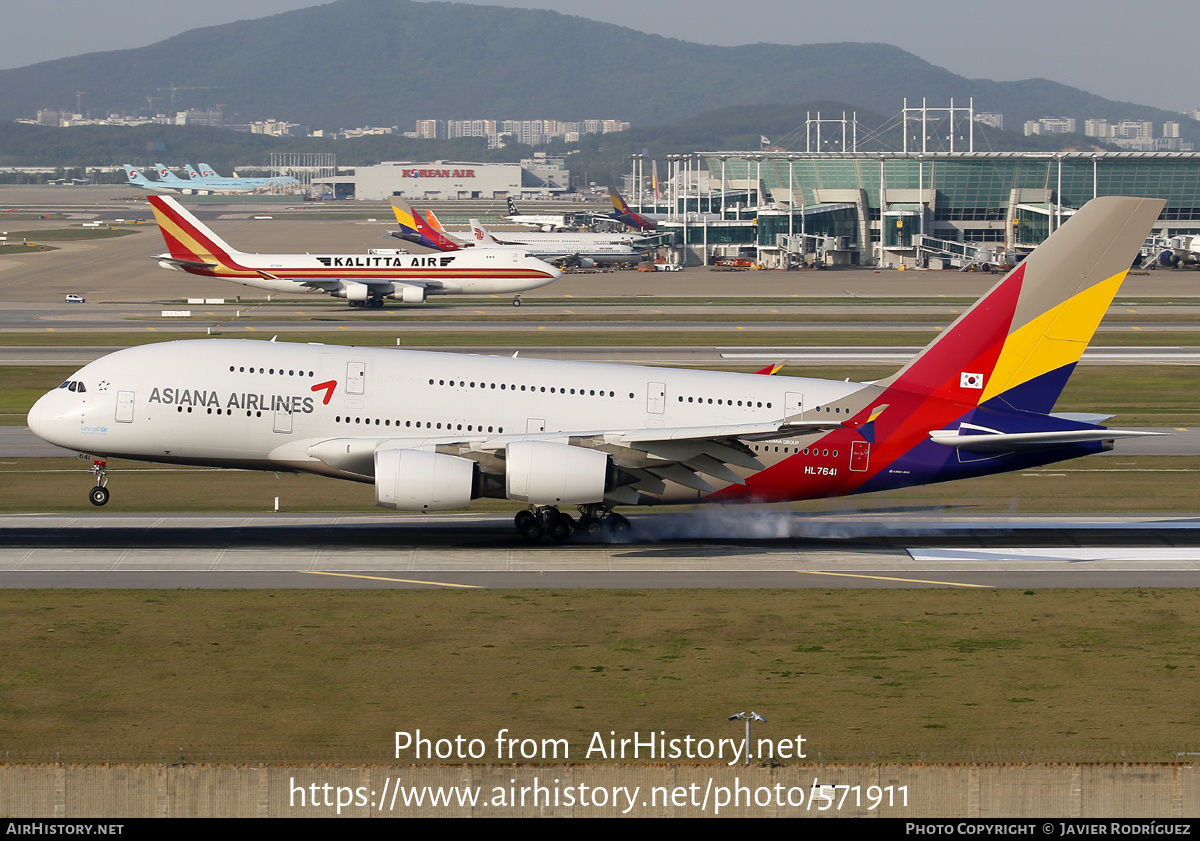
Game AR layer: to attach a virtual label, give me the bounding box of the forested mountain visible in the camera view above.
[0,0,1186,133]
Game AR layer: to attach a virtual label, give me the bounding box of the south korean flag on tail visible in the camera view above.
[960,372,985,389]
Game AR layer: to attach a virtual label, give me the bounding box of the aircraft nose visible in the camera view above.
[27,391,49,439]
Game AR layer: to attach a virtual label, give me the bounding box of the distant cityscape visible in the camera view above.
[1023,116,1194,150]
[19,109,631,148]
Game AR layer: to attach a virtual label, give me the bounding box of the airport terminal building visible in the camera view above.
[651,151,1200,268]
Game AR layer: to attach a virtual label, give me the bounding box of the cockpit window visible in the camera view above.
[59,381,71,389]
[76,382,86,393]
[68,382,77,392]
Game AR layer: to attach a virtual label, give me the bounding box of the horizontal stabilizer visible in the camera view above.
[928,428,1165,452]
[156,256,217,271]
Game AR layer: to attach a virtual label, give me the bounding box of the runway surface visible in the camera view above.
[3,512,1200,589]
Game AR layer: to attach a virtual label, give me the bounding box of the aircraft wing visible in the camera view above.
[251,272,435,294]
[299,417,844,499]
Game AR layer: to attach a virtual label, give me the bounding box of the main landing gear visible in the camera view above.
[89,460,109,506]
[514,505,630,542]
[512,295,522,307]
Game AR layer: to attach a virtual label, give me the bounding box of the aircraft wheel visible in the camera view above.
[547,513,575,541]
[578,515,603,537]
[519,518,544,542]
[512,297,522,307]
[515,510,535,531]
[605,513,631,539]
[89,486,110,507]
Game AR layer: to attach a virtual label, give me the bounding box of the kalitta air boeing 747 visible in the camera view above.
[146,195,560,308]
[30,197,1164,541]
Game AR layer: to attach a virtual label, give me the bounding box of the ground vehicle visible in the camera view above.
[64,294,85,303]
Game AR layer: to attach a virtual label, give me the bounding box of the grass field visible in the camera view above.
[1,588,1197,763]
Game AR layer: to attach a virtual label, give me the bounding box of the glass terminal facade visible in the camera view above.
[651,152,1200,266]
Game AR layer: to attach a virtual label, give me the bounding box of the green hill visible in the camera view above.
[0,0,1188,134]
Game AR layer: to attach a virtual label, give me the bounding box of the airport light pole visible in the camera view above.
[728,711,766,766]
[630,153,643,210]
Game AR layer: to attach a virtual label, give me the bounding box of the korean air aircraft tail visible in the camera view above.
[184,164,202,180]
[153,164,187,183]
[197,163,219,178]
[124,165,157,189]
[147,194,242,272]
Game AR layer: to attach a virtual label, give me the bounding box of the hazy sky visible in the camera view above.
[3,0,1193,112]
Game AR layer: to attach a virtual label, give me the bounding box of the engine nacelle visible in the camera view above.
[577,256,596,268]
[505,441,613,505]
[391,284,426,304]
[374,448,479,511]
[334,281,370,302]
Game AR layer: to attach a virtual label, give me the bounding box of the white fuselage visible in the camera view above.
[450,228,647,265]
[159,248,561,298]
[28,340,864,503]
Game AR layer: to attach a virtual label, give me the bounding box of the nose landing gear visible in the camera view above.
[89,460,109,506]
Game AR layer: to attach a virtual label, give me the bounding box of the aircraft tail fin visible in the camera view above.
[184,164,202,180]
[507,196,519,216]
[390,197,460,252]
[879,196,1165,415]
[197,163,218,178]
[124,165,152,186]
[154,163,185,183]
[469,219,503,246]
[608,187,631,214]
[424,209,447,233]
[390,196,424,233]
[147,195,241,265]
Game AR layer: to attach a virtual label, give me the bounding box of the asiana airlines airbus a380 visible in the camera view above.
[28,196,1164,541]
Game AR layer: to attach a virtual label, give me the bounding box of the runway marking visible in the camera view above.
[300,570,482,588]
[910,548,1200,562]
[797,570,992,588]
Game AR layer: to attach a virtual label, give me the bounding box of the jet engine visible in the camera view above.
[504,441,615,505]
[374,448,480,511]
[391,284,427,304]
[334,281,370,302]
